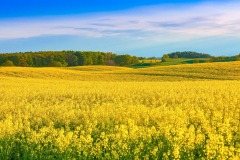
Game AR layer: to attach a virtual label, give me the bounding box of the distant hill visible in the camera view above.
[168,51,212,58]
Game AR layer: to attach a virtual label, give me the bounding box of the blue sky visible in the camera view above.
[0,0,240,56]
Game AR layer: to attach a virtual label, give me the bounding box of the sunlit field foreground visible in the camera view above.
[0,62,240,159]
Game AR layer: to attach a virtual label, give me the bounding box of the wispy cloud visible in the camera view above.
[1,1,240,43]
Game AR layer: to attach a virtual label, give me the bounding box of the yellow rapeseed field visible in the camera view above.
[0,62,240,159]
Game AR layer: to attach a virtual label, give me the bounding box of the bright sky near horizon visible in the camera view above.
[0,0,240,56]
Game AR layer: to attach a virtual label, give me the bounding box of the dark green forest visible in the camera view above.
[167,51,212,58]
[164,51,240,62]
[0,51,139,67]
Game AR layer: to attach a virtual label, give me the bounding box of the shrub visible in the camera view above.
[193,59,199,63]
[48,61,62,67]
[2,60,14,66]
[237,54,240,61]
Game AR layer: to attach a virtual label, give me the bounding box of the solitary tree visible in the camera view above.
[161,54,169,62]
[162,54,169,59]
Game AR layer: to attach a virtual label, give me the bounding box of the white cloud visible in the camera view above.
[1,1,240,43]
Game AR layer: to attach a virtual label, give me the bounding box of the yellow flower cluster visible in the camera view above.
[0,62,239,159]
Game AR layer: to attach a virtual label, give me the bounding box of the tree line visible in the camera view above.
[0,51,139,67]
[167,51,212,58]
